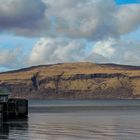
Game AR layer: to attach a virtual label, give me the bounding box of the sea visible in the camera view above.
[1,99,140,140]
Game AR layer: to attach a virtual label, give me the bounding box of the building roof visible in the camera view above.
[0,88,10,96]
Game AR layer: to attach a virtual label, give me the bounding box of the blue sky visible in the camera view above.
[116,0,140,4]
[0,0,140,72]
[0,34,37,50]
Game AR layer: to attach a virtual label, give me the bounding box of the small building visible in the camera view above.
[0,88,10,102]
[0,88,28,121]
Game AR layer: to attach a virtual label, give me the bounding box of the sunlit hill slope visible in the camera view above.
[0,62,140,99]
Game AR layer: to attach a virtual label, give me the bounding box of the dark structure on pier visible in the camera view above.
[0,88,28,121]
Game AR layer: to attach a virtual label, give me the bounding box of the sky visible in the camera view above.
[0,0,140,72]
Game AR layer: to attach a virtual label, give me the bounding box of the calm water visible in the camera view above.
[1,100,140,140]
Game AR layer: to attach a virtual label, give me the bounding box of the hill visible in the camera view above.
[0,62,140,99]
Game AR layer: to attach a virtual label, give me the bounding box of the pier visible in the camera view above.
[0,88,28,121]
[0,99,28,121]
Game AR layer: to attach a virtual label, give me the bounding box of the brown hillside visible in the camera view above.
[0,62,140,99]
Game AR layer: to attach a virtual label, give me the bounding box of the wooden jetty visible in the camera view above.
[0,88,28,121]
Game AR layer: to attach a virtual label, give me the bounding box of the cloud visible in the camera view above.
[0,0,46,23]
[123,51,140,65]
[0,0,49,36]
[28,38,86,66]
[116,4,140,35]
[92,38,140,65]
[0,0,140,39]
[45,0,118,40]
[85,52,109,64]
[0,47,24,69]
[0,0,140,69]
[47,0,140,40]
[92,38,116,58]
[112,41,140,65]
[28,37,140,66]
[0,37,139,69]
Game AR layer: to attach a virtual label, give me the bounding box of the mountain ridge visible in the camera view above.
[1,62,140,74]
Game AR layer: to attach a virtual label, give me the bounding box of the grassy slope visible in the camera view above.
[0,62,140,98]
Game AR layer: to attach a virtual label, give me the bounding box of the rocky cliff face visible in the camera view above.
[0,62,140,99]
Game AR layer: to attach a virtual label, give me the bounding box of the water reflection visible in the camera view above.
[28,112,140,140]
[0,119,28,140]
[0,123,9,139]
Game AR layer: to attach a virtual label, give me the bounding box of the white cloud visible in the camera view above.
[0,47,24,68]
[45,0,118,40]
[116,4,140,35]
[28,38,86,66]
[0,0,140,39]
[91,38,140,66]
[124,51,140,65]
[0,37,140,69]
[42,0,140,40]
[113,41,140,66]
[85,52,109,64]
[92,38,116,58]
[0,0,140,69]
